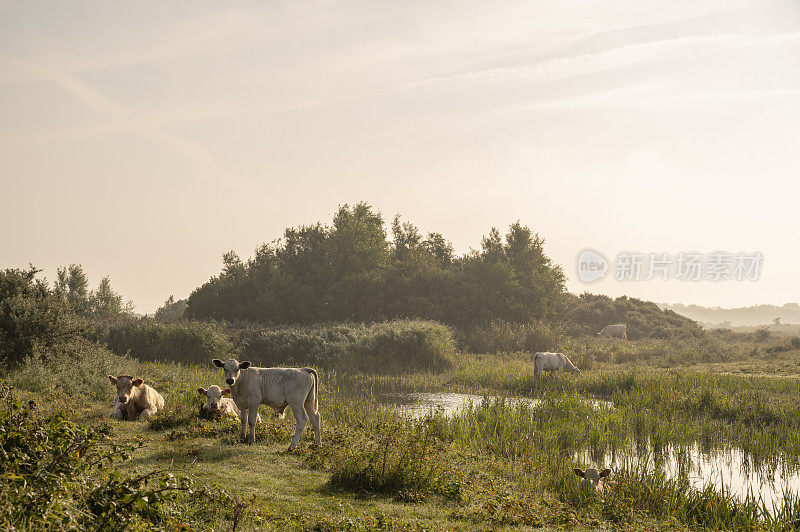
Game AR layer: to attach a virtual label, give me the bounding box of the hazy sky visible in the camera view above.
[2,0,799,313]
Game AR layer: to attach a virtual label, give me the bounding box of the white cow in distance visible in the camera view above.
[212,358,321,450]
[108,375,164,421]
[574,467,613,494]
[599,323,627,339]
[533,352,581,377]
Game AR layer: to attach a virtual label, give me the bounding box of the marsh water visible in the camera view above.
[355,385,800,511]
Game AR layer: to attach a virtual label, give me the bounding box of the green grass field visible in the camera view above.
[5,329,800,530]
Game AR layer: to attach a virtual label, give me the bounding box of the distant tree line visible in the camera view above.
[186,202,568,328]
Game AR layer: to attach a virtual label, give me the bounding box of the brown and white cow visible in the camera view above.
[197,385,265,424]
[108,375,164,421]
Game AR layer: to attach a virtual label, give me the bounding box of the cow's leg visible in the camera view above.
[288,403,308,451]
[239,410,249,443]
[139,406,158,421]
[247,407,259,445]
[305,394,321,446]
[110,406,124,420]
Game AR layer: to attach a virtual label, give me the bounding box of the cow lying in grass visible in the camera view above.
[533,352,581,377]
[212,358,321,450]
[198,385,263,422]
[108,375,164,421]
[574,467,612,494]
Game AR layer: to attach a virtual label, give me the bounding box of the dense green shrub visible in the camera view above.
[0,267,86,367]
[96,318,234,364]
[234,319,454,373]
[0,383,214,530]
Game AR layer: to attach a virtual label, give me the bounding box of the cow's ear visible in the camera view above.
[212,359,224,368]
[574,468,585,478]
[108,375,117,385]
[222,388,231,396]
[197,387,207,396]
[599,468,611,477]
[132,378,143,387]
[239,361,251,370]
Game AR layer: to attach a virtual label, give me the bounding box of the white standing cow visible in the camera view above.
[574,467,612,494]
[108,375,164,421]
[533,352,581,377]
[212,358,321,450]
[598,323,627,339]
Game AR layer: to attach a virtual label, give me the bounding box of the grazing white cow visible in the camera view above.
[574,467,612,494]
[212,358,321,450]
[108,375,164,421]
[198,385,263,421]
[599,323,627,339]
[533,352,581,377]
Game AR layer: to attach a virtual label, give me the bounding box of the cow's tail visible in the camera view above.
[304,368,319,412]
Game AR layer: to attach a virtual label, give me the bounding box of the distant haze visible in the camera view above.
[2,1,799,312]
[666,303,800,327]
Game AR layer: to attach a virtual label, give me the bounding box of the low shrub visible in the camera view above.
[233,319,454,373]
[96,318,234,364]
[329,419,462,500]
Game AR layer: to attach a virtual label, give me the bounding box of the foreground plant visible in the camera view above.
[0,382,225,530]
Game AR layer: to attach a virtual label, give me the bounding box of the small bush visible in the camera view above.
[329,419,462,500]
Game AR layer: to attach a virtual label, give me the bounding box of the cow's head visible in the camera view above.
[212,358,251,387]
[108,375,143,404]
[198,385,231,413]
[574,467,611,493]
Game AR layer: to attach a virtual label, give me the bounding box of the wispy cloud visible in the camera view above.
[2,53,249,186]
[404,32,800,89]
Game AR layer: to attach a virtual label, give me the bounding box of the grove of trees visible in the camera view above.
[186,202,567,328]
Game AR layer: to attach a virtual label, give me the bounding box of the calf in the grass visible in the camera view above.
[108,375,164,421]
[574,467,613,494]
[198,385,262,421]
[212,358,320,450]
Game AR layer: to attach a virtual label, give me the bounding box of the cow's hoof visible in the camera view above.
[287,446,296,452]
